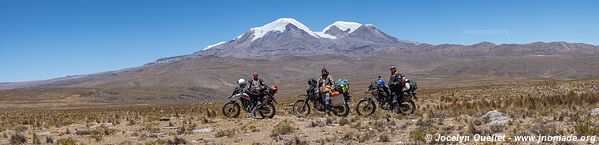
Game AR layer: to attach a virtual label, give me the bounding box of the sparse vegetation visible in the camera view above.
[32,132,41,144]
[57,137,79,145]
[10,133,27,145]
[167,136,188,144]
[215,129,236,138]
[0,79,597,144]
[378,134,390,142]
[574,119,599,136]
[271,119,295,137]
[409,128,426,143]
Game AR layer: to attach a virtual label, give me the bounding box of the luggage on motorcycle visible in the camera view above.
[334,79,350,94]
[330,92,346,107]
[408,79,417,91]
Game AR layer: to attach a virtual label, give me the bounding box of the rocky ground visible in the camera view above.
[1,79,599,144]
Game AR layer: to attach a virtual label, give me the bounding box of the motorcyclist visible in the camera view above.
[248,71,268,119]
[317,68,334,117]
[388,65,405,104]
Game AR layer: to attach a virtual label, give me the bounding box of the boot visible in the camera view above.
[325,103,332,117]
[250,107,257,119]
[324,94,331,117]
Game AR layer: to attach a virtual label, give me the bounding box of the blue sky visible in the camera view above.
[0,0,597,82]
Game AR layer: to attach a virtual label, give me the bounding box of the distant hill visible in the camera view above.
[1,18,598,102]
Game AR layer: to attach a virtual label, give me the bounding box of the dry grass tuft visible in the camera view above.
[271,119,295,137]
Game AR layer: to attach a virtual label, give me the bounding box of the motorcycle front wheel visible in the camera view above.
[292,99,311,117]
[356,99,376,116]
[222,101,240,118]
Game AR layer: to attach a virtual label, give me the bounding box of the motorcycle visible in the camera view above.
[222,86,278,119]
[293,78,351,117]
[355,76,416,116]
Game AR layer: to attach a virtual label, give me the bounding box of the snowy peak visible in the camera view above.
[249,18,316,41]
[198,18,405,57]
[244,18,336,40]
[323,21,363,34]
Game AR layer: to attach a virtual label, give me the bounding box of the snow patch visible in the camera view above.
[202,41,225,51]
[234,34,243,40]
[249,18,337,40]
[314,32,337,39]
[323,21,363,34]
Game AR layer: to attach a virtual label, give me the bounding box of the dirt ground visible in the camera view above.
[1,79,599,144]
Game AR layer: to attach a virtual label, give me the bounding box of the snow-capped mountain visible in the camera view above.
[323,21,362,35]
[196,18,405,58]
[3,18,599,93]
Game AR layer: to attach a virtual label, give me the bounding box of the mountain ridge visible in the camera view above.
[1,18,599,90]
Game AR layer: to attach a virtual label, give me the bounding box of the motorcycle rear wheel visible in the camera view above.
[259,103,276,119]
[332,103,350,117]
[398,100,416,115]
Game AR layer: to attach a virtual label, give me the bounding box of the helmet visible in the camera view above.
[376,79,385,87]
[270,85,278,91]
[252,71,259,78]
[237,79,247,85]
[308,78,317,86]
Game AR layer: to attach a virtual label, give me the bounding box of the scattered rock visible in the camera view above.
[163,126,179,129]
[160,117,171,121]
[590,108,599,116]
[149,132,166,138]
[193,128,213,133]
[482,110,511,125]
[90,123,113,128]
[36,131,51,136]
[42,122,49,130]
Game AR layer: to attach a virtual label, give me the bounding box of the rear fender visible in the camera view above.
[268,95,278,104]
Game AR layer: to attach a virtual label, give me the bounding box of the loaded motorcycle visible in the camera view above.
[355,76,416,116]
[293,78,351,117]
[222,85,278,119]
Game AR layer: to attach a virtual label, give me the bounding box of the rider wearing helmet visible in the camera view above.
[318,67,334,117]
[248,71,268,118]
[389,65,405,102]
[248,71,267,94]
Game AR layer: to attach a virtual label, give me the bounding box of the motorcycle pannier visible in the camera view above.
[330,92,346,107]
[409,80,417,91]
